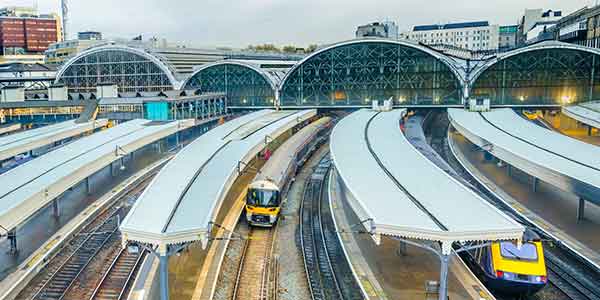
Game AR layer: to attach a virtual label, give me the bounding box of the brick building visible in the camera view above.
[0,6,61,63]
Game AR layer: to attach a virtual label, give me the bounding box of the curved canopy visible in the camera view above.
[278,39,464,107]
[470,41,600,105]
[55,45,179,93]
[181,60,284,107]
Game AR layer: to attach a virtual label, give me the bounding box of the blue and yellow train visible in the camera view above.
[464,230,547,295]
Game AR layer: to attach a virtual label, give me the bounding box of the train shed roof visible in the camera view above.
[120,109,316,251]
[448,108,600,205]
[330,109,523,253]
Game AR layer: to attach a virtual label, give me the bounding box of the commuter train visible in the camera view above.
[245,117,332,226]
[463,229,547,295]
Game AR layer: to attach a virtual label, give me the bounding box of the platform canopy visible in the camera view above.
[448,108,600,205]
[330,109,524,254]
[120,109,316,253]
[0,119,108,162]
[563,101,600,129]
[0,119,194,233]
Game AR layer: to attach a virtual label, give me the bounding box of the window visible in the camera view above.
[500,242,538,261]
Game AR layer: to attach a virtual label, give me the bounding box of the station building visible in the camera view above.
[2,37,596,113]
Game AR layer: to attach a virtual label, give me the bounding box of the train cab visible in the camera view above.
[466,230,547,295]
[245,180,281,226]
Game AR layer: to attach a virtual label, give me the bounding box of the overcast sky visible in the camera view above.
[5,0,596,48]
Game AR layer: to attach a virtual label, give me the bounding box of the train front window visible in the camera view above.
[500,242,538,261]
[247,189,280,207]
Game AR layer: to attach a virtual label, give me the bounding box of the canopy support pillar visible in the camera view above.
[439,254,450,300]
[588,125,593,136]
[532,177,538,193]
[578,198,586,222]
[7,228,17,255]
[86,177,91,195]
[52,198,60,217]
[159,253,169,300]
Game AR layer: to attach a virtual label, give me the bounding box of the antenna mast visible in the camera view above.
[60,0,68,41]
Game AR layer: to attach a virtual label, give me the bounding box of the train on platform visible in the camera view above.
[463,229,547,295]
[245,117,332,227]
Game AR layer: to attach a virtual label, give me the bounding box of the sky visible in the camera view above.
[4,0,596,48]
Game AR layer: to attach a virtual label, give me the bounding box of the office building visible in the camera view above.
[404,21,499,51]
[0,6,61,64]
[356,21,399,39]
[499,25,518,51]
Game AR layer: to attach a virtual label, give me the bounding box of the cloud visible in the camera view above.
[3,0,594,47]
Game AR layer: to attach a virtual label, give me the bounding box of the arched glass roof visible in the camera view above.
[182,60,280,107]
[278,39,464,107]
[55,45,179,93]
[470,41,600,105]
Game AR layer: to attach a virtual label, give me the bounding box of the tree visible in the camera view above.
[282,45,297,53]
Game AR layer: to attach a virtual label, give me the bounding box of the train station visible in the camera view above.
[2,2,600,300]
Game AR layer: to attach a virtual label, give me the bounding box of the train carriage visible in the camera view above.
[246,117,332,226]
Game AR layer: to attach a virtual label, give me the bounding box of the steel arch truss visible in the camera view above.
[279,42,462,107]
[471,48,600,105]
[57,50,174,93]
[183,64,276,107]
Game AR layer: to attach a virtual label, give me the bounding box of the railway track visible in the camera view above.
[17,174,156,300]
[300,156,363,300]
[88,247,147,300]
[421,111,600,300]
[29,211,120,300]
[232,227,277,300]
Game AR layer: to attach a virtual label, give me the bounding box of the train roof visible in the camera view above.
[252,117,332,190]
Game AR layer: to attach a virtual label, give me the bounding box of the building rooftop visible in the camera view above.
[0,62,57,73]
[413,21,490,31]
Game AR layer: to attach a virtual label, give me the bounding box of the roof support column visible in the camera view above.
[7,228,17,255]
[578,198,586,222]
[159,253,169,300]
[52,198,60,218]
[157,243,170,300]
[438,253,450,300]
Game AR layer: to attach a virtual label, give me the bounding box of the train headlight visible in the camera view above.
[534,275,547,283]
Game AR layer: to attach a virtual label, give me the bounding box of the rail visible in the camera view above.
[231,227,277,300]
[300,154,363,300]
[428,111,600,300]
[17,172,159,300]
[88,247,147,300]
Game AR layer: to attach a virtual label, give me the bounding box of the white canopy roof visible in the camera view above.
[448,108,600,204]
[563,102,600,130]
[120,109,316,251]
[331,109,523,253]
[0,119,193,232]
[0,119,108,161]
